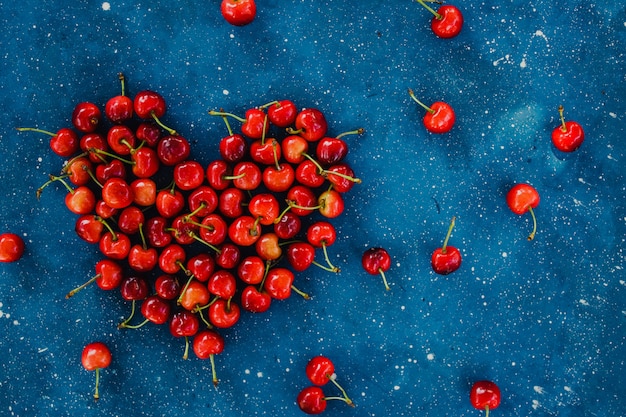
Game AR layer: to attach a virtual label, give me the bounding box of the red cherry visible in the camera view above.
[117,206,145,235]
[130,178,157,207]
[208,298,241,329]
[362,247,392,291]
[188,186,218,217]
[158,243,186,274]
[105,73,133,123]
[127,244,158,273]
[157,135,190,166]
[96,159,126,184]
[80,132,108,162]
[408,89,455,133]
[506,183,540,241]
[192,329,225,386]
[230,161,262,190]
[470,380,501,416]
[139,295,172,325]
[220,0,256,26]
[228,215,261,247]
[552,105,585,152]
[72,102,101,133]
[64,156,92,186]
[131,147,160,178]
[286,242,315,272]
[219,133,247,163]
[250,138,281,166]
[65,186,96,215]
[263,99,297,127]
[65,259,123,298]
[262,163,295,192]
[248,193,280,226]
[107,125,136,155]
[216,242,241,270]
[431,217,462,275]
[315,128,363,165]
[101,177,134,210]
[415,0,463,38]
[95,200,118,220]
[133,90,177,135]
[218,187,246,218]
[0,233,24,263]
[169,310,200,359]
[241,108,269,139]
[305,356,335,385]
[75,215,104,244]
[186,253,216,282]
[173,160,205,190]
[145,216,173,248]
[296,160,326,188]
[99,231,131,260]
[179,280,210,312]
[273,210,301,240]
[136,122,162,147]
[255,232,282,261]
[286,185,317,217]
[263,267,294,299]
[289,108,328,142]
[237,256,266,285]
[16,127,79,158]
[241,285,272,313]
[206,159,232,191]
[155,275,181,300]
[317,189,345,219]
[307,221,340,273]
[170,214,200,245]
[156,188,185,218]
[207,270,237,299]
[81,342,112,401]
[281,134,309,164]
[297,386,327,414]
[197,213,228,247]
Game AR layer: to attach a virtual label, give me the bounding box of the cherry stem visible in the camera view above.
[408,88,434,114]
[485,405,490,417]
[84,166,103,188]
[37,174,73,199]
[558,104,567,132]
[260,113,268,145]
[183,336,190,360]
[118,72,127,96]
[527,206,537,241]
[321,243,340,273]
[379,269,391,291]
[290,285,311,300]
[336,128,365,139]
[97,216,118,241]
[196,308,214,329]
[188,232,222,254]
[258,100,279,109]
[272,139,281,170]
[89,148,134,165]
[328,376,354,406]
[324,169,362,184]
[441,216,456,253]
[220,109,235,136]
[15,127,56,136]
[177,275,196,306]
[185,202,207,221]
[210,354,219,387]
[312,260,340,273]
[150,110,177,135]
[94,367,101,401]
[66,274,99,299]
[119,318,149,329]
[208,110,245,123]
[118,300,137,329]
[415,0,442,19]
[138,223,148,250]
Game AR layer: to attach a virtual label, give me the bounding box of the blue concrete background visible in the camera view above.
[0,1,624,416]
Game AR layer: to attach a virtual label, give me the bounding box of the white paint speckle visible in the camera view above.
[223,90,229,95]
[102,2,110,11]
[426,353,435,361]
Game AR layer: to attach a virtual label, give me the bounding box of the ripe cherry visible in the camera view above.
[72,102,102,133]
[81,342,112,401]
[506,183,540,241]
[362,247,391,290]
[297,385,353,414]
[17,127,79,158]
[66,259,123,298]
[75,214,104,244]
[408,88,455,133]
[170,310,200,359]
[305,356,353,405]
[157,135,190,166]
[155,274,181,300]
[307,221,340,273]
[289,108,328,142]
[105,73,133,123]
[220,0,256,26]
[0,233,24,263]
[552,105,584,152]
[192,329,225,386]
[416,0,464,38]
[240,285,272,313]
[263,267,295,300]
[237,256,266,285]
[134,90,176,135]
[470,380,501,417]
[101,177,134,209]
[431,217,462,275]
[208,298,241,329]
[262,99,297,127]
[120,295,172,329]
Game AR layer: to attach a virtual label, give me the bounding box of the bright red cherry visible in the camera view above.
[221,0,256,26]
[470,380,501,417]
[305,355,335,386]
[240,285,271,313]
[263,267,294,299]
[263,99,297,127]
[552,105,584,152]
[134,90,176,135]
[361,247,391,290]
[72,102,102,133]
[66,259,124,298]
[169,310,200,359]
[157,135,190,166]
[237,255,266,285]
[16,127,79,158]
[81,342,112,401]
[408,88,455,133]
[431,217,462,275]
[0,233,24,263]
[101,177,134,209]
[289,108,328,141]
[192,329,225,386]
[105,73,133,123]
[416,0,463,38]
[208,298,241,329]
[297,386,327,415]
[506,183,540,241]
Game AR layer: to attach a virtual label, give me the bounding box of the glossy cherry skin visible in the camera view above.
[362,247,391,275]
[208,299,241,328]
[140,295,171,325]
[431,246,462,275]
[80,132,107,162]
[120,276,149,301]
[286,242,315,272]
[81,342,112,371]
[75,215,104,244]
[188,186,218,217]
[306,356,335,385]
[94,259,123,291]
[64,156,92,186]
[237,256,266,285]
[316,136,348,165]
[136,122,162,147]
[219,133,247,162]
[107,125,136,155]
[0,233,25,262]
[131,147,160,178]
[186,253,216,283]
[263,163,295,192]
[72,102,101,133]
[145,216,173,248]
[179,280,211,311]
[174,160,205,190]
[50,128,80,157]
[431,5,463,39]
[169,310,200,338]
[221,0,256,26]
[228,215,261,247]
[294,108,328,141]
[155,274,181,300]
[65,186,96,215]
[101,178,134,209]
[157,135,190,166]
[105,94,133,123]
[506,183,539,215]
[263,267,294,300]
[266,99,297,127]
[297,386,327,414]
[470,380,501,413]
[424,101,455,133]
[192,329,225,359]
[241,108,268,139]
[130,178,157,207]
[241,285,272,313]
[552,121,585,152]
[134,90,166,119]
[274,211,301,240]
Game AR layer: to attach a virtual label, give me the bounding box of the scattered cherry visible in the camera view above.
[361,247,391,290]
[408,88,455,133]
[506,183,540,240]
[551,105,584,152]
[0,233,25,263]
[81,342,112,401]
[470,380,501,417]
[431,216,462,275]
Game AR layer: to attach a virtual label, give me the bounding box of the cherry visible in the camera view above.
[228,215,261,247]
[16,127,79,158]
[263,267,294,299]
[306,221,340,272]
[230,161,262,190]
[219,131,247,163]
[96,159,127,183]
[95,201,118,220]
[241,285,271,313]
[261,99,297,127]
[118,206,145,235]
[188,186,219,217]
[273,210,301,240]
[263,162,295,192]
[208,298,241,329]
[127,241,158,273]
[289,108,328,142]
[192,329,225,387]
[99,230,131,260]
[80,132,108,162]
[296,160,326,188]
[248,193,280,226]
[325,163,361,193]
[174,160,205,190]
[220,0,256,26]
[216,243,241,270]
[145,216,173,248]
[130,178,157,207]
[255,232,282,261]
[552,105,584,152]
[297,386,327,414]
[316,128,363,165]
[207,270,237,299]
[361,247,391,291]
[65,185,97,215]
[131,147,160,178]
[106,125,136,155]
[408,88,455,133]
[169,310,200,359]
[81,342,112,401]
[317,189,345,219]
[133,90,176,135]
[285,185,317,217]
[0,233,25,263]
[156,188,185,218]
[218,187,246,218]
[179,280,211,312]
[157,135,191,166]
[206,159,232,191]
[155,274,181,300]
[281,134,309,164]
[237,256,266,285]
[250,137,281,166]
[158,243,187,274]
[120,295,172,329]
[470,380,501,417]
[75,214,104,244]
[66,259,123,298]
[431,216,462,275]
[101,177,134,209]
[416,0,463,38]
[63,156,92,186]
[105,73,133,123]
[286,242,315,272]
[72,102,102,133]
[136,122,162,147]
[305,356,353,405]
[506,183,540,241]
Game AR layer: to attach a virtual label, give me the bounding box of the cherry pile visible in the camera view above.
[22,73,363,386]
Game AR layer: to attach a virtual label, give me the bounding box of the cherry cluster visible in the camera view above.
[22,73,363,389]
[297,356,354,414]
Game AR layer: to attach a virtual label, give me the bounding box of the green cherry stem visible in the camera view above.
[558,104,567,132]
[150,110,177,135]
[416,0,442,19]
[208,110,246,123]
[485,405,490,417]
[408,88,435,114]
[527,206,537,241]
[94,367,101,401]
[336,127,365,139]
[328,375,354,406]
[441,216,456,254]
[290,285,311,300]
[15,127,56,136]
